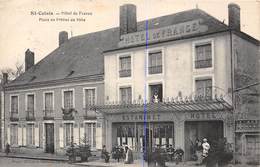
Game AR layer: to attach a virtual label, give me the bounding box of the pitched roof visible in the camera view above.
[6,8,233,87]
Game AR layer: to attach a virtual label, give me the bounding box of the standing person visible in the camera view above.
[124,146,134,164]
[5,143,10,155]
[195,139,203,164]
[101,145,110,163]
[202,138,210,164]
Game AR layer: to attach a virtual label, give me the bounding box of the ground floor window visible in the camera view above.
[246,135,260,156]
[65,123,73,146]
[26,124,35,146]
[10,124,18,145]
[114,122,174,151]
[84,123,96,148]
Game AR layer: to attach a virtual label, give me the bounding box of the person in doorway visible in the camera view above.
[195,139,203,164]
[124,146,134,164]
[202,138,210,164]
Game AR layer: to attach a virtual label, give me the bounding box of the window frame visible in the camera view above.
[62,88,75,109]
[146,47,164,76]
[192,39,214,71]
[43,91,55,111]
[193,74,214,99]
[146,80,165,102]
[26,123,35,146]
[64,122,74,147]
[118,84,133,104]
[10,94,19,115]
[117,52,133,79]
[83,87,97,108]
[10,123,18,146]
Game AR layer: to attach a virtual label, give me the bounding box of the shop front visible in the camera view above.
[91,96,233,160]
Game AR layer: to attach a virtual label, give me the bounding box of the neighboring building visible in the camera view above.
[2,30,111,154]
[1,2,259,164]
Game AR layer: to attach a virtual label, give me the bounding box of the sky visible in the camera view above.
[0,0,259,70]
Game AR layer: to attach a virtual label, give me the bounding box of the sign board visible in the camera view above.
[118,19,208,47]
[122,114,161,121]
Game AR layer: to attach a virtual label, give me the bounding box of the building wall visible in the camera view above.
[105,32,232,104]
[3,80,104,154]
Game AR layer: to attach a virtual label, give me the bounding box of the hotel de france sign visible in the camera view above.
[118,19,208,47]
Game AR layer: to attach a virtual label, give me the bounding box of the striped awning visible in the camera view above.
[88,96,233,114]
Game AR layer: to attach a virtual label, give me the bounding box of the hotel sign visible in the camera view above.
[185,111,225,120]
[118,19,208,47]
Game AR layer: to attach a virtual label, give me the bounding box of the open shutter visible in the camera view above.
[7,126,10,144]
[59,124,64,148]
[23,125,26,146]
[74,124,79,145]
[79,124,84,144]
[18,126,22,146]
[96,125,102,149]
[35,124,39,147]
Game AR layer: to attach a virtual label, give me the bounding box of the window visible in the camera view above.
[246,135,260,156]
[64,123,73,146]
[44,92,53,111]
[120,87,132,104]
[195,78,212,98]
[195,44,212,68]
[148,51,162,74]
[26,94,35,119]
[84,89,96,107]
[119,56,131,77]
[84,123,96,148]
[10,124,18,145]
[149,84,163,102]
[11,96,18,118]
[26,124,35,146]
[64,90,73,109]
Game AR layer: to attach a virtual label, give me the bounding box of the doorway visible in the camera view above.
[45,123,54,153]
[184,121,224,160]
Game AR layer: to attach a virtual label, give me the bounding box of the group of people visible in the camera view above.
[101,144,134,164]
[192,138,210,165]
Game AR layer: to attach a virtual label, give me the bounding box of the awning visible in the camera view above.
[89,96,233,114]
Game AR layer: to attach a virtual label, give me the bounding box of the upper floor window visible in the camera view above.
[44,92,53,111]
[195,78,212,99]
[27,94,35,112]
[84,88,96,107]
[149,84,163,102]
[195,44,212,69]
[119,56,131,77]
[63,90,73,109]
[11,96,18,114]
[148,51,162,74]
[120,87,132,104]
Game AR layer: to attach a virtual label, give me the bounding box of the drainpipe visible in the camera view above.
[229,29,236,163]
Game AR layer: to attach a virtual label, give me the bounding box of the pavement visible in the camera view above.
[0,152,259,167]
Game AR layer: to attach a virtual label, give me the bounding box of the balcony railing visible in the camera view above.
[62,108,75,120]
[26,110,35,121]
[148,65,162,74]
[83,108,97,120]
[10,112,19,122]
[43,110,54,120]
[195,59,212,69]
[119,69,131,77]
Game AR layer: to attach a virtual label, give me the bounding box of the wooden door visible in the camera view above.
[45,123,54,153]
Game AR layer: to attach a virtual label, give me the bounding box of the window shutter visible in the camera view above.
[35,124,39,147]
[96,125,102,149]
[79,125,84,144]
[7,126,10,144]
[73,124,79,145]
[18,126,22,146]
[59,125,64,148]
[23,125,27,146]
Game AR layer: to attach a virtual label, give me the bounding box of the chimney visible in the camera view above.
[119,4,137,36]
[2,73,8,85]
[59,31,68,46]
[228,3,240,31]
[25,49,35,71]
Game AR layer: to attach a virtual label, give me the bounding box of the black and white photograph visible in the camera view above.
[0,0,259,166]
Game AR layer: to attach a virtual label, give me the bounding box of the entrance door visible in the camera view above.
[184,121,223,160]
[45,123,54,153]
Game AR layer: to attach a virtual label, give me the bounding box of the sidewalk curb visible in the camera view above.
[0,154,68,162]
